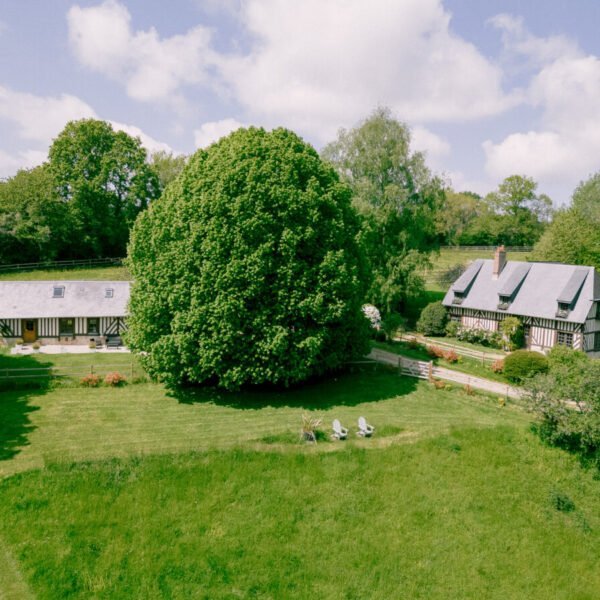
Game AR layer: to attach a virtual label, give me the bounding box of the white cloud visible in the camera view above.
[0,85,174,177]
[411,126,450,159]
[194,118,245,148]
[0,149,47,178]
[218,0,515,142]
[0,86,96,143]
[483,20,600,198]
[481,16,600,201]
[109,121,174,154]
[68,0,215,103]
[489,13,578,67]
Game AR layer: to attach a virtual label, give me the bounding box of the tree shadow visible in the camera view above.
[170,364,419,410]
[0,351,52,462]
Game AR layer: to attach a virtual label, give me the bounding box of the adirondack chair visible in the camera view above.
[357,416,375,437]
[331,419,348,440]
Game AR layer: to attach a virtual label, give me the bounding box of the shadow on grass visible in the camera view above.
[0,352,52,461]
[170,364,418,410]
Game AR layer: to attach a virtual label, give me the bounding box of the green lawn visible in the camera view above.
[0,265,131,281]
[0,351,143,389]
[424,247,531,292]
[1,367,599,598]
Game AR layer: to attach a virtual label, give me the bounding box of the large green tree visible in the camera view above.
[0,165,70,264]
[148,150,187,191]
[532,172,600,269]
[127,127,369,390]
[322,108,444,314]
[461,175,552,246]
[48,119,160,258]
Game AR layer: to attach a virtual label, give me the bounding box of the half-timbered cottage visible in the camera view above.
[443,247,600,358]
[0,281,129,345]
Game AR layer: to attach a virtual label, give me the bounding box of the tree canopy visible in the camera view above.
[532,171,600,269]
[48,119,160,258]
[0,165,70,264]
[127,127,369,390]
[322,107,445,314]
[148,150,187,191]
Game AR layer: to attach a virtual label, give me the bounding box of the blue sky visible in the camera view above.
[2,0,600,205]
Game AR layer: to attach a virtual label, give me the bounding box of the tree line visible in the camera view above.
[0,120,186,264]
[1,110,598,298]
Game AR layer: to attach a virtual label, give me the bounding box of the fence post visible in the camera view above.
[482,352,485,366]
[397,356,402,375]
[428,361,433,381]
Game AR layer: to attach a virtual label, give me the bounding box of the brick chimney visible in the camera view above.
[493,245,507,279]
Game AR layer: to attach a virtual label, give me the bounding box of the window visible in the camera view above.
[594,331,600,351]
[556,331,573,348]
[596,302,600,319]
[53,286,65,298]
[105,288,114,298]
[556,302,570,319]
[497,295,510,310]
[88,318,99,335]
[59,318,74,336]
[452,292,464,305]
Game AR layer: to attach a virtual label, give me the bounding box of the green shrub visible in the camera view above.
[504,350,548,382]
[445,320,460,337]
[549,490,575,513]
[456,326,502,348]
[382,313,406,340]
[32,342,41,350]
[500,317,524,351]
[416,302,448,336]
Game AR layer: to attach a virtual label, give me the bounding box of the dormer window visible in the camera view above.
[53,286,65,298]
[105,288,114,298]
[452,292,464,305]
[556,302,570,319]
[497,295,510,310]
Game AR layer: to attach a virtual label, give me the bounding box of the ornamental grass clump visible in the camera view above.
[301,414,323,443]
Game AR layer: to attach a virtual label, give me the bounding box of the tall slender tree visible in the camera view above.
[322,108,445,314]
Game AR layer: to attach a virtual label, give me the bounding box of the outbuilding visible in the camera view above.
[442,247,600,358]
[0,280,129,346]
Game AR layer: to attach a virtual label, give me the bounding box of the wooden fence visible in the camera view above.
[399,334,503,364]
[439,245,533,252]
[0,257,124,273]
[0,361,141,384]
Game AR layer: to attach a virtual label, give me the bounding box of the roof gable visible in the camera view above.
[443,261,597,324]
[0,281,130,319]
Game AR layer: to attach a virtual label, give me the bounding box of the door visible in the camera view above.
[22,319,37,343]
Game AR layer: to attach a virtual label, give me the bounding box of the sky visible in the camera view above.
[1,0,600,206]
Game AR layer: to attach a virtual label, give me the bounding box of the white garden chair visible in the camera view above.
[357,416,375,437]
[331,419,348,440]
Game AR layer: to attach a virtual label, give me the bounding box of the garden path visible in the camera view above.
[367,347,522,400]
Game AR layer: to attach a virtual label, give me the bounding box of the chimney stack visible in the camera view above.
[493,245,507,279]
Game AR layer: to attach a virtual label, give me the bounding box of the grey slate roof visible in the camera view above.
[443,261,597,324]
[0,281,130,319]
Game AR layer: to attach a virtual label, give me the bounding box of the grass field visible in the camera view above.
[0,350,144,390]
[1,368,599,598]
[424,247,531,292]
[0,265,131,281]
